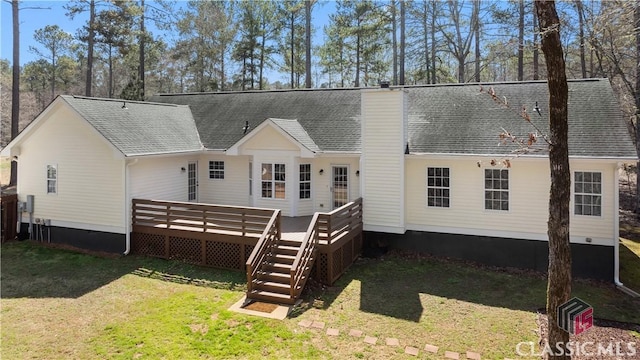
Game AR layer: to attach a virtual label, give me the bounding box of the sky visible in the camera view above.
[0,1,334,68]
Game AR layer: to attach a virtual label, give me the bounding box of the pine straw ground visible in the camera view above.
[533,168,640,360]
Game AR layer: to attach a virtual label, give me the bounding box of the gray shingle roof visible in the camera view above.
[62,95,202,156]
[151,89,361,151]
[269,118,320,152]
[150,79,637,158]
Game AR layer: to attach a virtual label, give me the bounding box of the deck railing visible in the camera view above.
[317,198,363,244]
[290,212,320,298]
[132,199,274,236]
[246,210,281,293]
[314,198,363,285]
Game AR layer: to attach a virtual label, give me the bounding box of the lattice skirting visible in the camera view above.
[131,231,253,271]
[314,232,363,285]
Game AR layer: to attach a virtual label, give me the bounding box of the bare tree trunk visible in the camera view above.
[86,0,95,97]
[474,0,480,82]
[291,11,295,89]
[10,0,19,186]
[422,1,430,84]
[536,1,571,359]
[400,0,405,85]
[635,0,640,214]
[518,0,524,81]
[305,0,312,88]
[576,0,587,79]
[139,0,145,99]
[533,9,539,80]
[392,0,397,85]
[431,0,437,83]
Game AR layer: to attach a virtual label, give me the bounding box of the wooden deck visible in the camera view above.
[130,198,363,291]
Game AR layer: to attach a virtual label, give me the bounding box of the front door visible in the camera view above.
[332,165,349,209]
[188,161,198,202]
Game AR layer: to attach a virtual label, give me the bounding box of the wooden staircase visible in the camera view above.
[246,212,319,305]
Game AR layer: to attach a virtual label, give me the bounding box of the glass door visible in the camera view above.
[332,165,349,209]
[188,161,198,202]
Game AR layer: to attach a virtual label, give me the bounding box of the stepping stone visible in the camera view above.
[311,321,325,329]
[424,344,439,353]
[364,336,378,345]
[386,338,399,346]
[349,329,363,337]
[466,351,481,360]
[444,351,460,359]
[298,319,312,328]
[326,328,339,336]
[405,346,419,356]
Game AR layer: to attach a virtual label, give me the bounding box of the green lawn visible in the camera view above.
[2,241,638,359]
[621,237,640,293]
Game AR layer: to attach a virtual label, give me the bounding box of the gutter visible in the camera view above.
[123,158,139,255]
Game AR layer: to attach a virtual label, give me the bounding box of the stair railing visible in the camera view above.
[289,212,320,299]
[246,209,281,294]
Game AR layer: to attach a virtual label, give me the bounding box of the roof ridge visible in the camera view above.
[67,95,186,108]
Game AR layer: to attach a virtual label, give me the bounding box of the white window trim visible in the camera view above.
[299,163,311,200]
[573,170,603,217]
[483,168,510,212]
[426,167,451,208]
[208,160,225,180]
[261,163,286,200]
[46,164,58,195]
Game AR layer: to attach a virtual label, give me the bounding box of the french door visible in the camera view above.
[187,161,198,202]
[332,165,349,209]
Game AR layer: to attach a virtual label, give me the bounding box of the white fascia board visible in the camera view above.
[126,149,205,158]
[226,118,317,157]
[0,97,67,157]
[316,151,361,158]
[406,152,637,162]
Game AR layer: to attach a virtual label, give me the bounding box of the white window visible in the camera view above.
[47,164,57,194]
[262,163,285,199]
[574,171,602,216]
[427,167,450,207]
[299,164,311,199]
[484,169,509,211]
[209,161,224,179]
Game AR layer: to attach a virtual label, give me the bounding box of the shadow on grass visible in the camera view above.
[620,239,640,294]
[302,251,640,325]
[1,241,246,299]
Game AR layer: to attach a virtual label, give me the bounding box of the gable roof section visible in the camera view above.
[227,118,320,156]
[150,79,636,158]
[60,95,203,156]
[151,88,361,152]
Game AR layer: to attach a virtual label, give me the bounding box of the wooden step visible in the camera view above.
[257,270,291,284]
[278,239,304,248]
[270,253,296,265]
[275,245,300,256]
[246,290,295,305]
[253,280,292,295]
[262,262,291,274]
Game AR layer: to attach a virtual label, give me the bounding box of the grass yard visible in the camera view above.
[620,237,640,293]
[2,241,639,359]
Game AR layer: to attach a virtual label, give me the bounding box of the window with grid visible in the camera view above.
[427,167,450,207]
[208,161,224,179]
[262,163,286,199]
[46,164,57,194]
[574,171,602,216]
[299,164,311,199]
[484,169,509,211]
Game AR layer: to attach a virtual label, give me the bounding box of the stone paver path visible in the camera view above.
[295,318,487,359]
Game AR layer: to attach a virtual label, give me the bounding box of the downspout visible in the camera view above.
[123,158,138,255]
[614,162,622,287]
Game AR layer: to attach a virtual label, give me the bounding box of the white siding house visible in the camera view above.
[2,79,635,282]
